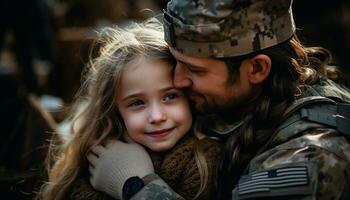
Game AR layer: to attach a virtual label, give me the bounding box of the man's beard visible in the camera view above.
[192,100,214,115]
[185,91,215,115]
[190,95,249,126]
[186,91,240,123]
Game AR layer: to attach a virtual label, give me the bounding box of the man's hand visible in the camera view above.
[87,140,154,199]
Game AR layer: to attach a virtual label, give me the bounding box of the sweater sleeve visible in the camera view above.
[164,137,221,200]
[69,177,115,200]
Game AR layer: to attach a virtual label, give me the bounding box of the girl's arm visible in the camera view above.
[88,140,184,200]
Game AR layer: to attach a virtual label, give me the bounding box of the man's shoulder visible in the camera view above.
[255,128,350,168]
[238,129,350,199]
[280,127,350,157]
[235,154,350,199]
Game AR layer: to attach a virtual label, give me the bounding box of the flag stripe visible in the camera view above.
[277,171,307,176]
[251,171,268,177]
[239,188,270,194]
[276,167,306,173]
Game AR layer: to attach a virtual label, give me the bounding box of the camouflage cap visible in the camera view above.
[163,0,296,58]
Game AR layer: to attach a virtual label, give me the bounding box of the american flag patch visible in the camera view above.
[238,166,309,195]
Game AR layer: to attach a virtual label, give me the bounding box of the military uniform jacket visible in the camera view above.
[231,79,350,199]
[130,79,350,200]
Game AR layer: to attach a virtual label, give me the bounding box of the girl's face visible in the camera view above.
[116,57,192,152]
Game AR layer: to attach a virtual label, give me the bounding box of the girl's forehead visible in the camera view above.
[116,58,175,99]
[125,56,172,71]
[121,58,173,83]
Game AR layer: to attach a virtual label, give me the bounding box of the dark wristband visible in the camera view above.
[122,174,159,200]
[122,176,144,200]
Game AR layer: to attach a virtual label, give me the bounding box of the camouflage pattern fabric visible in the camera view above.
[130,177,185,200]
[231,79,350,199]
[164,0,296,58]
[234,127,350,199]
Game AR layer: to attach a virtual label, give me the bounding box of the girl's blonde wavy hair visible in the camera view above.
[38,18,211,199]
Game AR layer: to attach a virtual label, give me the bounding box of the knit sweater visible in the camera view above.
[69,134,221,200]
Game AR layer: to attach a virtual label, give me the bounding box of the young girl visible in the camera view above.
[39,19,221,200]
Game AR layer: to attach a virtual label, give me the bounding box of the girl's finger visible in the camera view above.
[90,145,106,156]
[87,153,98,166]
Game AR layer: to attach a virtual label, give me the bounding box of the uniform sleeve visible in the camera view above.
[232,129,350,200]
[130,174,185,200]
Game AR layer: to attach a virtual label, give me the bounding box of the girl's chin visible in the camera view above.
[148,143,174,153]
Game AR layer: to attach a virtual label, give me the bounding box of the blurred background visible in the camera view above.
[0,0,349,199]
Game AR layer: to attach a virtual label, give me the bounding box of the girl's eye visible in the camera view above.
[163,92,179,101]
[128,100,144,108]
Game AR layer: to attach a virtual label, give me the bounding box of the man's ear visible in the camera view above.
[247,54,271,84]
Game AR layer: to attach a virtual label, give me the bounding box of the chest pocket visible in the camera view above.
[231,162,317,199]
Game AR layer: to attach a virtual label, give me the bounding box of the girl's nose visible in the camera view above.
[148,104,167,124]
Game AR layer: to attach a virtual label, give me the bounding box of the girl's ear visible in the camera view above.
[247,54,271,84]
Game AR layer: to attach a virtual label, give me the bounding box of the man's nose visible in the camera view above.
[173,63,192,88]
[148,104,167,124]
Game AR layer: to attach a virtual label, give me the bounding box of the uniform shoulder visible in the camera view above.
[236,129,350,199]
[276,128,350,163]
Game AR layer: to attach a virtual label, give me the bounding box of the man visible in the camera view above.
[89,0,350,199]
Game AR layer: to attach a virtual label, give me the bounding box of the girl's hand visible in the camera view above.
[87,140,154,199]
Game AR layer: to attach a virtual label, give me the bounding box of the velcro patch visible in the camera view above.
[232,162,316,199]
[238,166,309,196]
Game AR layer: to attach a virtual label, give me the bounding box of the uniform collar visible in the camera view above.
[198,114,253,140]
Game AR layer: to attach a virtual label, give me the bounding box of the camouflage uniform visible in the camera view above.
[231,79,350,199]
[128,0,350,199]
